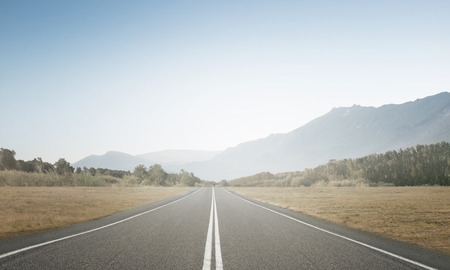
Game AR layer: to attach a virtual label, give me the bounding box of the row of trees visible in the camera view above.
[360,142,450,186]
[75,167,130,179]
[0,148,206,186]
[0,148,130,178]
[0,148,67,175]
[132,164,203,186]
[230,142,450,187]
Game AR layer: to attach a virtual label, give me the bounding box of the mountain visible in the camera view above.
[136,150,221,165]
[72,151,148,171]
[178,92,450,181]
[73,150,220,171]
[73,93,450,181]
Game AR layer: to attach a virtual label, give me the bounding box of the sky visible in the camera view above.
[1,0,449,164]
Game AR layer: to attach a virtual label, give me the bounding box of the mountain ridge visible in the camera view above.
[73,150,221,171]
[176,92,450,180]
[74,92,450,180]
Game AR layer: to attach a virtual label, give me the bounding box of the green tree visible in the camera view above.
[148,164,168,186]
[16,160,35,172]
[167,173,180,185]
[133,164,147,180]
[0,148,17,170]
[33,157,44,173]
[180,169,200,187]
[54,158,74,175]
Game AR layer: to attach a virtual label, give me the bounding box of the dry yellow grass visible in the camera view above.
[0,186,192,238]
[229,186,450,254]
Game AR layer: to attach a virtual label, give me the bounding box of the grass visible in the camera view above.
[0,170,125,187]
[0,186,192,238]
[228,186,450,254]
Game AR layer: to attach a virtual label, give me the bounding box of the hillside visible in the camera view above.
[72,151,147,171]
[73,92,450,180]
[179,92,450,181]
[228,142,450,187]
[73,150,220,171]
[136,150,221,165]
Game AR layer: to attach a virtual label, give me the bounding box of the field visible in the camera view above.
[229,186,450,254]
[0,187,192,238]
[2,186,449,255]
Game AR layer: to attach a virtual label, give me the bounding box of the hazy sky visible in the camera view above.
[1,0,449,163]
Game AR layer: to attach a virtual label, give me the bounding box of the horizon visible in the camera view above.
[1,1,449,163]
[39,92,450,164]
[4,87,449,165]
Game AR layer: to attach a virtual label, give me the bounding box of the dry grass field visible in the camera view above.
[229,186,450,254]
[0,187,192,238]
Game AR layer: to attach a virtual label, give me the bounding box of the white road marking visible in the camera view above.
[202,189,214,270]
[224,189,436,270]
[214,188,223,270]
[0,188,201,260]
[202,188,223,270]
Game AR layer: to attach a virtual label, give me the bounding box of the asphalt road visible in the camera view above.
[1,187,449,269]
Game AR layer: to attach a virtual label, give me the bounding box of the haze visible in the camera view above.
[1,0,449,163]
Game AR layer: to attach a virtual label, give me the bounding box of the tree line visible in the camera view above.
[0,148,207,187]
[230,142,450,187]
[132,164,204,186]
[0,149,130,178]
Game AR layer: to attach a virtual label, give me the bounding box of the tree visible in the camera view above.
[33,157,44,173]
[219,180,229,187]
[133,164,147,180]
[148,164,168,186]
[180,169,200,187]
[54,158,74,175]
[16,160,35,172]
[36,158,54,173]
[167,173,180,185]
[0,148,17,170]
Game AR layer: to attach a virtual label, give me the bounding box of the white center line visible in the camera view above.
[202,188,214,270]
[214,188,223,270]
[202,188,223,270]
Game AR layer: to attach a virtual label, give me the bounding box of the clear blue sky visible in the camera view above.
[1,0,449,163]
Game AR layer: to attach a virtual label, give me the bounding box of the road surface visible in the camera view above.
[0,187,449,269]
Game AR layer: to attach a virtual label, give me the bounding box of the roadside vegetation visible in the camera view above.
[0,148,212,187]
[227,142,450,254]
[229,186,450,254]
[0,148,209,238]
[229,142,450,187]
[0,186,192,238]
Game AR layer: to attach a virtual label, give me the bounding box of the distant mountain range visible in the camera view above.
[73,150,221,171]
[74,92,450,181]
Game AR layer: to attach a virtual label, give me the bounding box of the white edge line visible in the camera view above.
[214,188,223,270]
[0,188,202,260]
[202,188,214,270]
[224,189,437,270]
